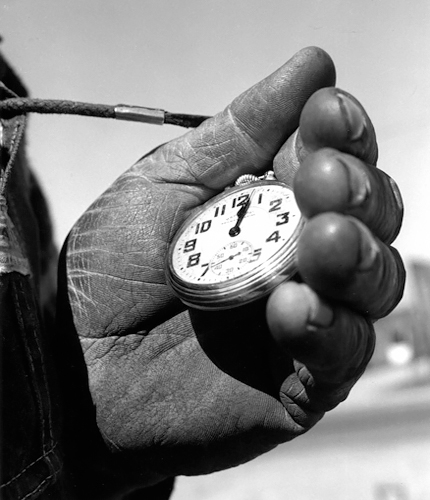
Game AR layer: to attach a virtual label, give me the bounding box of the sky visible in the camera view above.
[1,2,430,496]
[1,0,430,280]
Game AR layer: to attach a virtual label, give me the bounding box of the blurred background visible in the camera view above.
[1,1,429,498]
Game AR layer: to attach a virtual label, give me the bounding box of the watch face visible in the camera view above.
[166,180,303,310]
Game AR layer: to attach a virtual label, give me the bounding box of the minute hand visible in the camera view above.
[229,190,254,237]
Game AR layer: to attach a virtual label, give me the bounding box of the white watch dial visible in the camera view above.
[166,180,303,310]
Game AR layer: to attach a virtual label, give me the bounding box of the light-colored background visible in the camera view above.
[172,359,430,500]
[2,2,430,499]
[2,0,430,264]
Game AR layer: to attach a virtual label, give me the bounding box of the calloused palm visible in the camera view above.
[57,47,404,497]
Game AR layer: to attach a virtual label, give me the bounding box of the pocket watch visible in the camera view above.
[166,171,304,310]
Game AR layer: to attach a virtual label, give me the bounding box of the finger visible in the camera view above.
[273,87,378,186]
[294,148,403,244]
[144,47,335,190]
[296,212,405,318]
[266,282,375,410]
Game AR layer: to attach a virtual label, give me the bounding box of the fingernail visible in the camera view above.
[307,294,334,329]
[336,156,371,207]
[337,91,367,143]
[351,218,380,272]
[389,177,404,214]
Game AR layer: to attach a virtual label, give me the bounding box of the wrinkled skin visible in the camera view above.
[57,47,405,498]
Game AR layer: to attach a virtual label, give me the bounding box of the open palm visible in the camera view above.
[57,47,404,498]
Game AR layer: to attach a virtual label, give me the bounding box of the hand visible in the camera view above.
[57,47,404,496]
[229,189,254,237]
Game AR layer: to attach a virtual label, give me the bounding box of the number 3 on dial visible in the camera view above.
[166,179,304,310]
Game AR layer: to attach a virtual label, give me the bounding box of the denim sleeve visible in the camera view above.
[0,53,174,499]
[0,69,65,499]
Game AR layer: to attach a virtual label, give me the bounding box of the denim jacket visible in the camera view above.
[0,63,65,498]
[0,52,173,500]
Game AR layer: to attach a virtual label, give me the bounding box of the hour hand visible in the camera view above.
[229,191,254,237]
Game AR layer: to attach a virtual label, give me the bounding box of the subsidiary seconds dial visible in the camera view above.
[166,178,304,310]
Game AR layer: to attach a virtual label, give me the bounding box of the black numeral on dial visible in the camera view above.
[266,230,281,243]
[200,263,209,277]
[195,220,212,234]
[269,199,282,212]
[250,248,262,262]
[183,239,197,252]
[232,194,249,209]
[276,212,290,225]
[187,253,201,267]
[214,205,226,217]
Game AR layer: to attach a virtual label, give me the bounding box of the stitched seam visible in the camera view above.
[20,470,58,500]
[11,277,55,450]
[0,116,26,196]
[12,279,47,449]
[0,442,59,488]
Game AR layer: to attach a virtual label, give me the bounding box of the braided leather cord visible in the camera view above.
[0,97,210,128]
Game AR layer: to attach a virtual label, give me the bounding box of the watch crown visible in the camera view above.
[234,170,276,186]
[234,174,260,186]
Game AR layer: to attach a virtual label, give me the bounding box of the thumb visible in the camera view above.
[153,47,335,190]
